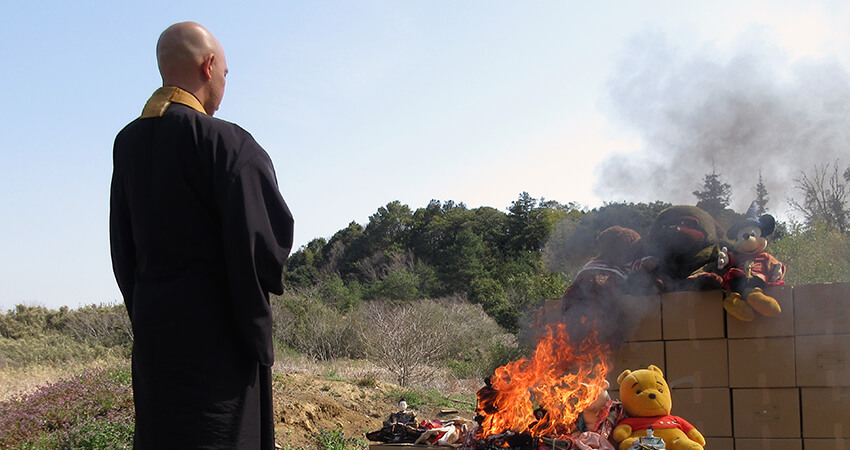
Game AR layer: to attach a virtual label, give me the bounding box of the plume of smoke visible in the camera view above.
[595,30,850,215]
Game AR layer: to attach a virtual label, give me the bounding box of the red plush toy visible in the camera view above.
[717,203,785,321]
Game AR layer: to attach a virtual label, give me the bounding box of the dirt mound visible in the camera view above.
[272,372,475,449]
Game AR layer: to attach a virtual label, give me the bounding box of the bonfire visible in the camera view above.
[471,322,622,450]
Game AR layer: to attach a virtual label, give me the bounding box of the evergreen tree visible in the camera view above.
[755,171,769,215]
[693,168,732,217]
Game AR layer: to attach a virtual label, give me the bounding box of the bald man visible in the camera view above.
[110,22,294,449]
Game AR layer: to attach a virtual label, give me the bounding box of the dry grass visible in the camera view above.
[3,352,482,403]
[0,356,129,402]
[271,352,482,398]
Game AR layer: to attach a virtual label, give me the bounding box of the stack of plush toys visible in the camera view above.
[558,202,788,449]
[561,202,786,325]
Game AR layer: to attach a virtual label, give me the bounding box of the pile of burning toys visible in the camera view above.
[367,326,702,450]
[366,324,630,450]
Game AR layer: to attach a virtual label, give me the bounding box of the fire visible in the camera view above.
[475,322,611,439]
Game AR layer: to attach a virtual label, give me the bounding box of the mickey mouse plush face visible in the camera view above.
[732,224,768,254]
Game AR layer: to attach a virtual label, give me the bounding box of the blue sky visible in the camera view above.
[2,1,849,311]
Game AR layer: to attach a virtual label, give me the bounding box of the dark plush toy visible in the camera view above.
[646,205,726,292]
[717,203,785,321]
[559,226,658,348]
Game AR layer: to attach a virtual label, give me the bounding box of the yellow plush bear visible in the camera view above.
[612,365,705,450]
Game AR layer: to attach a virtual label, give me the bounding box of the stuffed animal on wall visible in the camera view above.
[612,365,705,450]
[717,203,785,321]
[646,205,726,292]
[559,226,658,348]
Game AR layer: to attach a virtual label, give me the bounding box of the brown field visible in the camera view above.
[1,354,480,449]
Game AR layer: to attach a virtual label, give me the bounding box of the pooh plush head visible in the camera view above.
[612,365,705,450]
[617,365,671,417]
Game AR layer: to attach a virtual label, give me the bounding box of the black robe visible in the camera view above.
[110,88,294,449]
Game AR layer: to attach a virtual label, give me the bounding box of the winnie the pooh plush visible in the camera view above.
[717,202,785,321]
[612,365,705,450]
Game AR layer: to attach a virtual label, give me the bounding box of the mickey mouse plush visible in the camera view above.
[718,202,785,321]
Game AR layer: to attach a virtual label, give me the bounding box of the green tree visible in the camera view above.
[322,221,366,278]
[755,171,769,215]
[366,268,421,302]
[506,193,571,254]
[284,238,327,287]
[437,228,487,294]
[469,277,516,331]
[363,201,414,253]
[693,169,732,217]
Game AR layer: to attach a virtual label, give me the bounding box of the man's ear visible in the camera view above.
[202,53,215,80]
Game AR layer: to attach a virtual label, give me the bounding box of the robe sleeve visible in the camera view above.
[109,172,137,319]
[220,147,294,366]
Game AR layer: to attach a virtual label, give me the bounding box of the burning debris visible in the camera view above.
[366,322,623,450]
[470,323,622,449]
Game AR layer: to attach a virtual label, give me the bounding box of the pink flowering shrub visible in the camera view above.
[0,367,134,449]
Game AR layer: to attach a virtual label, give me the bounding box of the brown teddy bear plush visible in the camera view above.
[613,365,705,450]
[559,226,658,348]
[646,205,727,292]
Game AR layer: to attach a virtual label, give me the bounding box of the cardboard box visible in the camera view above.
[733,439,802,449]
[662,290,726,340]
[728,337,796,388]
[704,437,734,450]
[801,387,850,438]
[803,439,850,450]
[727,285,794,338]
[666,339,728,388]
[794,283,850,335]
[672,387,732,437]
[606,341,665,388]
[732,388,801,438]
[795,334,850,387]
[623,294,662,341]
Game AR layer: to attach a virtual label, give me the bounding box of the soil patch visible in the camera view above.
[272,373,476,449]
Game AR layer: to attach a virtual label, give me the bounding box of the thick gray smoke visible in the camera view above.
[594,31,850,215]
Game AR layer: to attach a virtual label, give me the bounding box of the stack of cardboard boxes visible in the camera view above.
[606,283,850,450]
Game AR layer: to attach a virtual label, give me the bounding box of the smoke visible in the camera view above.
[594,30,850,216]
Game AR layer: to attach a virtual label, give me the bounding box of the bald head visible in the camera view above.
[156,22,228,115]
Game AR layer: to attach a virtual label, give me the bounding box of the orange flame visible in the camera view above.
[476,322,611,439]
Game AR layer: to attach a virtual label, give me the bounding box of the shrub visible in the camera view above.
[0,366,134,449]
[771,220,850,285]
[318,274,362,312]
[365,268,421,302]
[63,304,133,350]
[0,303,132,368]
[0,333,117,366]
[385,386,472,410]
[0,305,69,339]
[355,296,504,387]
[312,425,368,450]
[272,289,361,360]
